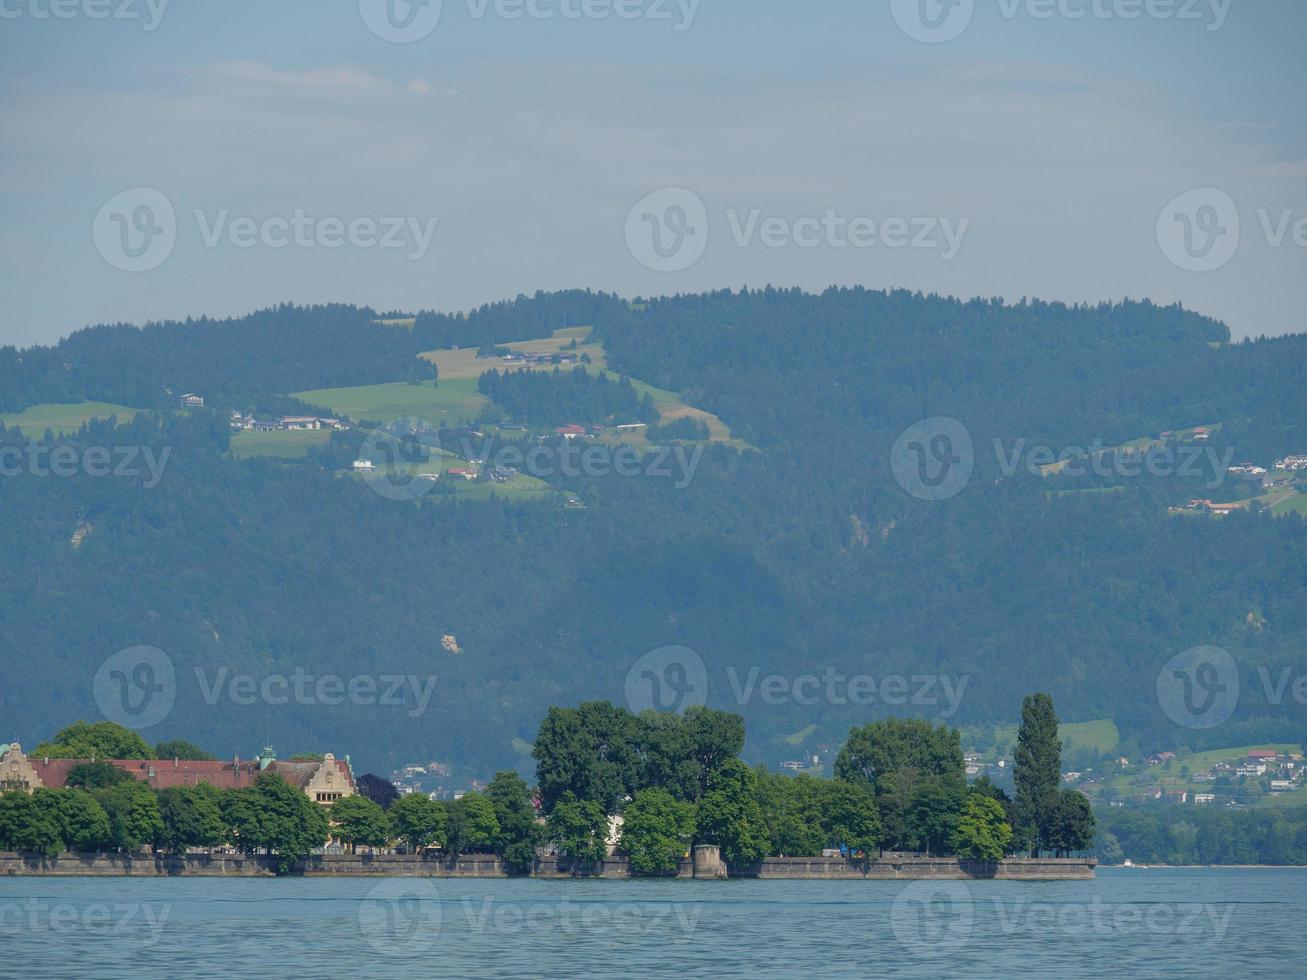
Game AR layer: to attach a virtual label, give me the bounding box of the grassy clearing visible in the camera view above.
[420,327,748,448]
[783,724,818,746]
[978,717,1119,759]
[1038,423,1221,476]
[0,401,139,435]
[294,379,487,425]
[230,429,331,459]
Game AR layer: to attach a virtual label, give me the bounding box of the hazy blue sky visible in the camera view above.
[1,0,1304,345]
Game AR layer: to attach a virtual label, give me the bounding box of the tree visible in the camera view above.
[388,794,447,853]
[951,795,1014,862]
[226,773,329,873]
[821,780,884,860]
[683,707,747,801]
[620,788,695,876]
[0,791,63,856]
[355,773,401,810]
[487,771,541,875]
[754,770,830,857]
[907,777,966,856]
[1047,789,1095,857]
[533,702,640,814]
[547,792,609,870]
[155,786,225,855]
[447,793,500,855]
[330,795,392,852]
[33,721,155,761]
[1014,693,1063,856]
[154,740,216,761]
[834,718,965,794]
[39,788,111,852]
[65,762,133,790]
[96,780,164,853]
[693,759,770,868]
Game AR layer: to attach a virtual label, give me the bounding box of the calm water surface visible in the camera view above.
[2,868,1304,979]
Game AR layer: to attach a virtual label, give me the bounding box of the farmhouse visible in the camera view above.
[180,393,205,408]
[0,743,355,806]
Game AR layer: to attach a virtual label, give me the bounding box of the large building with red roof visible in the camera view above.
[1,743,355,805]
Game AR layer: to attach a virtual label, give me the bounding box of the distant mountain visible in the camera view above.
[1,288,1303,779]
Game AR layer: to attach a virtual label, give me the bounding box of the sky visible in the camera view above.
[1,0,1304,347]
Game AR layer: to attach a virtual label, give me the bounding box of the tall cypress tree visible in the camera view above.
[1014,693,1062,856]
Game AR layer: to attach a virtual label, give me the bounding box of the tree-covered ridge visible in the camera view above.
[477,366,658,427]
[0,304,429,414]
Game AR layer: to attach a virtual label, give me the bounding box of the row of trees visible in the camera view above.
[531,695,1095,875]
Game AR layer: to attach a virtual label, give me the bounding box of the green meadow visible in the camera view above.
[0,401,139,435]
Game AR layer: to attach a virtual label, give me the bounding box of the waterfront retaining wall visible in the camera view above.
[1,851,1094,879]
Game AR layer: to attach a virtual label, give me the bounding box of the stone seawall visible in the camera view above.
[1,851,1094,880]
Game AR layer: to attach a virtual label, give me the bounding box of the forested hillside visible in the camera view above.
[1,289,1304,778]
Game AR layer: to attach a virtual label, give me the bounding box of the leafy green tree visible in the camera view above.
[155,786,225,855]
[254,774,330,872]
[1047,789,1095,857]
[907,777,966,855]
[533,702,641,813]
[753,770,830,857]
[39,788,111,852]
[487,771,541,875]
[330,795,392,852]
[34,721,155,761]
[96,780,164,853]
[154,740,217,761]
[620,788,695,876]
[834,718,965,794]
[547,792,609,870]
[0,791,63,856]
[1014,693,1063,856]
[684,707,747,801]
[447,793,500,855]
[951,794,1014,861]
[65,762,133,790]
[388,794,447,852]
[694,759,770,868]
[821,779,884,860]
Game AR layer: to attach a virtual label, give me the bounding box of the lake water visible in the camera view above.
[2,868,1303,978]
